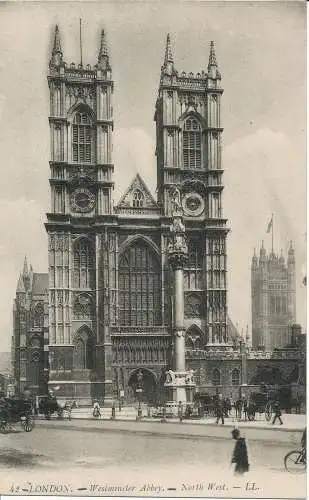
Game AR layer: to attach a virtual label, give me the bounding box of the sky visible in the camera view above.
[0,1,306,352]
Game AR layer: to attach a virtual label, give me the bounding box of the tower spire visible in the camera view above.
[208,41,220,79]
[50,24,63,68]
[164,33,174,65]
[22,256,28,277]
[97,29,111,71]
[161,33,175,75]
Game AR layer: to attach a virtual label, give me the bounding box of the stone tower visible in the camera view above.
[251,242,296,351]
[46,26,114,402]
[154,36,229,347]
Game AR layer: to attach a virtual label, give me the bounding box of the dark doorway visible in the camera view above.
[128,369,158,405]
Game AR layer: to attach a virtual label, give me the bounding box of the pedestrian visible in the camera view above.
[271,400,283,425]
[215,395,224,425]
[235,398,242,421]
[178,401,183,422]
[243,397,248,421]
[231,428,250,475]
[93,399,101,418]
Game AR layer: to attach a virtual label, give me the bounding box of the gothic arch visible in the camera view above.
[118,234,160,258]
[67,102,95,123]
[178,110,206,130]
[231,368,240,386]
[73,326,95,370]
[185,324,204,349]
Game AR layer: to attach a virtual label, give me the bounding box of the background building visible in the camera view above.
[251,242,296,351]
[12,259,49,396]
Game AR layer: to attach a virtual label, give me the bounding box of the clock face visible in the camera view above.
[183,192,205,216]
[71,188,95,213]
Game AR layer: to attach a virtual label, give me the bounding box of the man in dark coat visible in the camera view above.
[231,428,249,475]
[215,395,224,425]
[272,400,283,425]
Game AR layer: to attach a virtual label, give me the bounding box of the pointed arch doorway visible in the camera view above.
[128,368,158,405]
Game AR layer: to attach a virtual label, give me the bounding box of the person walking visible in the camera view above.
[93,399,101,418]
[243,397,248,421]
[272,400,283,425]
[215,395,225,425]
[178,401,183,422]
[235,398,242,421]
[231,428,250,475]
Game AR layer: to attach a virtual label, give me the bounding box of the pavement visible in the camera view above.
[35,407,306,445]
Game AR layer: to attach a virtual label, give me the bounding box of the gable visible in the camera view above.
[116,174,158,210]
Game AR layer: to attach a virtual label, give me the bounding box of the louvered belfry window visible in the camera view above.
[119,242,161,326]
[72,112,92,163]
[183,118,202,169]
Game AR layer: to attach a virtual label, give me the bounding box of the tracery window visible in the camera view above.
[73,293,93,319]
[119,242,161,326]
[183,117,202,169]
[72,112,92,163]
[212,368,221,386]
[231,368,240,386]
[73,238,94,289]
[132,190,144,208]
[33,302,44,328]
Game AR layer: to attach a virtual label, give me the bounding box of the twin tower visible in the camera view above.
[46,26,228,403]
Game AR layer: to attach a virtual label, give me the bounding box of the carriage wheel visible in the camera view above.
[265,402,273,422]
[248,412,255,421]
[24,417,34,432]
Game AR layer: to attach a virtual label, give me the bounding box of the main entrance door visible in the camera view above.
[128,368,158,405]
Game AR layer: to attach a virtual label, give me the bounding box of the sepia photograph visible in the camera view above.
[0,1,306,499]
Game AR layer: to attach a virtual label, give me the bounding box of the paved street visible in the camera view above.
[0,425,305,498]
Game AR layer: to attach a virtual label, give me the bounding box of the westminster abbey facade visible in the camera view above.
[12,27,305,404]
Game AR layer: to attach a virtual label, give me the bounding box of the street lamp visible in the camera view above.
[136,370,143,421]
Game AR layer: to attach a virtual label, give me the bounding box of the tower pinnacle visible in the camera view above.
[161,33,175,75]
[208,41,220,79]
[97,29,111,71]
[22,256,28,277]
[50,25,63,68]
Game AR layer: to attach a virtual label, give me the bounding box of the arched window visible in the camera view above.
[231,368,240,386]
[212,368,221,386]
[183,117,202,169]
[132,190,144,208]
[73,293,93,319]
[73,238,94,289]
[73,332,94,370]
[119,242,161,326]
[72,112,92,163]
[33,302,44,328]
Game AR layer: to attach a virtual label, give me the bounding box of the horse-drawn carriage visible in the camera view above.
[0,396,35,432]
[247,386,294,422]
[37,395,76,420]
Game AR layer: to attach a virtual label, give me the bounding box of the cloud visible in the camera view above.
[224,128,306,331]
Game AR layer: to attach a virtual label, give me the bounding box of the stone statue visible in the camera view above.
[168,216,187,254]
[185,369,195,385]
[170,187,182,216]
[165,369,176,385]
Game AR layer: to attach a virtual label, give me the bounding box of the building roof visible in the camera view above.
[32,273,48,295]
[116,174,158,210]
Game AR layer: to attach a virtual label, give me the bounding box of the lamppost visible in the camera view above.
[136,370,143,421]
